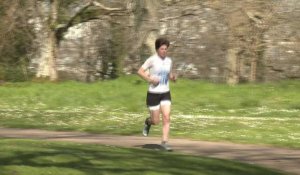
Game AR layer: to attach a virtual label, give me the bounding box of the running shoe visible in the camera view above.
[161,141,172,151]
[142,117,151,136]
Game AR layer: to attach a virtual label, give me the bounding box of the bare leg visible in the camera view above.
[149,108,160,125]
[160,104,171,142]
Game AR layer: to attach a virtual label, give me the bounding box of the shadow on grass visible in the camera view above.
[0,139,286,175]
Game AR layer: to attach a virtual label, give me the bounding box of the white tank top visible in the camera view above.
[141,54,172,93]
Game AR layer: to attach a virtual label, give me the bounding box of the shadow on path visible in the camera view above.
[141,144,162,150]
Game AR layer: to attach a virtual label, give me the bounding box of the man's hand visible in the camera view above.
[149,76,160,86]
[170,74,177,82]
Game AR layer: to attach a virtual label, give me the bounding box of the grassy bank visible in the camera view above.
[0,139,286,175]
[0,76,299,148]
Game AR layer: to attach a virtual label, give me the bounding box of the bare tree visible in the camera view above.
[220,1,282,84]
[33,0,125,81]
[0,0,35,81]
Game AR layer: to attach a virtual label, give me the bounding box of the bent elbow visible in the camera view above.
[137,68,143,76]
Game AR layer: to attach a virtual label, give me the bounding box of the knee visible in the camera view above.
[152,118,160,125]
[163,116,170,124]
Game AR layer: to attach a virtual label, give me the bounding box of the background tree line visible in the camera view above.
[0,0,126,82]
[0,0,299,83]
[0,0,35,81]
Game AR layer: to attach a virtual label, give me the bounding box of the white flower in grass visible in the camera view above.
[288,135,300,140]
[228,109,236,113]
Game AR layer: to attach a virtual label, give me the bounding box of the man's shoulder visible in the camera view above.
[148,55,172,63]
[146,55,157,61]
[150,54,159,59]
[166,57,172,63]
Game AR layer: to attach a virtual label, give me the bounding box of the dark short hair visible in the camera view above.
[155,38,170,50]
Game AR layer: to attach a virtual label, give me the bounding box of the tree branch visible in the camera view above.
[55,0,124,43]
[55,1,93,41]
[91,1,123,11]
[160,13,196,22]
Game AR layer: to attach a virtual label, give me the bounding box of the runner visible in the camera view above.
[137,37,177,151]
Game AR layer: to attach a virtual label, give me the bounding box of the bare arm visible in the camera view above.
[169,63,177,82]
[137,67,159,85]
[169,72,177,82]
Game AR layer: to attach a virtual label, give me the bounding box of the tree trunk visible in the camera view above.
[128,0,159,56]
[226,48,239,85]
[35,0,58,81]
[48,0,58,81]
[34,0,124,81]
[49,29,58,81]
[250,57,257,82]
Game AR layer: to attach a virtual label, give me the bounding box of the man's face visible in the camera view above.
[157,44,168,59]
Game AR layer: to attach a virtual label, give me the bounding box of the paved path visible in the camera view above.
[0,128,299,175]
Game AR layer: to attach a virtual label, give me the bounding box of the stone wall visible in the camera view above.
[32,0,300,83]
[264,1,300,81]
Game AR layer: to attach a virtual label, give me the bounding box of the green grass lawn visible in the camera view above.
[0,76,299,148]
[0,139,286,175]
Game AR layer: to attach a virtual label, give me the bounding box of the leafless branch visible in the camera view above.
[159,13,196,22]
[91,1,123,11]
[55,0,124,42]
